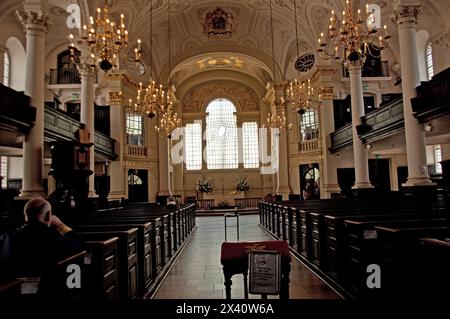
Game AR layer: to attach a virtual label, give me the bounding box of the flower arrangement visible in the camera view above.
[196,176,213,193]
[235,175,250,192]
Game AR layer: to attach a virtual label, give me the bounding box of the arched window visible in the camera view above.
[299,109,319,141]
[426,42,434,80]
[206,98,238,169]
[3,52,10,87]
[57,49,81,84]
[126,113,144,146]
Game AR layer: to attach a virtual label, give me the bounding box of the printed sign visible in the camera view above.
[248,250,281,295]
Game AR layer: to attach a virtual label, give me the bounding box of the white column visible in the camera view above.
[320,98,341,197]
[277,128,291,199]
[108,92,126,199]
[272,84,290,199]
[393,4,433,186]
[18,4,49,198]
[79,65,97,196]
[158,136,170,196]
[349,65,372,188]
[432,31,450,74]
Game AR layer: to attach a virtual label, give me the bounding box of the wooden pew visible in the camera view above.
[78,228,139,299]
[375,225,450,297]
[81,236,120,299]
[325,213,449,283]
[344,219,450,297]
[419,238,450,293]
[0,279,22,299]
[72,223,152,295]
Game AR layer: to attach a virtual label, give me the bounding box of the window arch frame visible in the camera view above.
[3,51,10,87]
[298,108,319,141]
[205,98,239,170]
[425,42,434,80]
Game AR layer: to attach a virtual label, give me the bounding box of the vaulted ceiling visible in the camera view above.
[0,0,449,86]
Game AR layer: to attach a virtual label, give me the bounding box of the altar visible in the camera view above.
[202,192,245,206]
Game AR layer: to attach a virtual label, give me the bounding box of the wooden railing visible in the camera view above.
[235,198,262,211]
[49,68,81,85]
[126,145,148,158]
[330,123,353,153]
[299,139,321,153]
[196,199,214,211]
[44,105,116,160]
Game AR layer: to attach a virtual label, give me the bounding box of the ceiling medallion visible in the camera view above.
[203,7,237,39]
[295,53,315,73]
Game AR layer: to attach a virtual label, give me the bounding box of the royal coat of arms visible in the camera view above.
[203,7,237,39]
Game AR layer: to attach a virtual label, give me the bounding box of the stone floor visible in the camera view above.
[153,215,341,299]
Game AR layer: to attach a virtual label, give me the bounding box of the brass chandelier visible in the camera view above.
[265,0,289,130]
[287,79,322,114]
[68,1,143,73]
[287,0,322,115]
[154,0,181,139]
[316,0,390,67]
[130,0,166,119]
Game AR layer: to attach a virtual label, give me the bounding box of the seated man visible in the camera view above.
[166,196,180,210]
[0,198,84,279]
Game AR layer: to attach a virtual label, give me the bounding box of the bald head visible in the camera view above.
[24,198,52,226]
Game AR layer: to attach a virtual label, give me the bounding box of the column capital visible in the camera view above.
[78,63,97,80]
[16,10,50,37]
[391,4,421,27]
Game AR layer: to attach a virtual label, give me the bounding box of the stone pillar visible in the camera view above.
[79,64,97,197]
[320,98,341,198]
[158,136,170,196]
[432,31,450,74]
[393,4,433,186]
[275,84,291,199]
[108,91,126,199]
[349,65,372,188]
[18,2,49,198]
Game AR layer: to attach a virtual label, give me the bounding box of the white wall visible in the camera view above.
[416,30,430,82]
[5,37,26,91]
[7,157,23,179]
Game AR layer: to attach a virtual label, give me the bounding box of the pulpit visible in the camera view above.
[220,240,291,299]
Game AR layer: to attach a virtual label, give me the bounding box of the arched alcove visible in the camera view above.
[5,37,25,91]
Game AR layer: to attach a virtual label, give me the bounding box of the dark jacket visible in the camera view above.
[0,222,84,279]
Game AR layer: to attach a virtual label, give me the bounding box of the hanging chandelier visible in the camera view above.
[287,79,322,114]
[68,1,143,73]
[129,0,167,119]
[286,0,322,115]
[265,0,290,130]
[266,94,288,129]
[154,0,182,139]
[155,101,182,139]
[316,0,391,67]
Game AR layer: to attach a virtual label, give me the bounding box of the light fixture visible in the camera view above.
[68,1,143,73]
[265,0,291,130]
[316,0,391,67]
[129,0,166,119]
[154,0,181,139]
[287,78,322,114]
[424,124,433,132]
[286,0,322,114]
[366,143,372,150]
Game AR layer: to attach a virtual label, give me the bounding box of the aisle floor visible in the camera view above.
[153,215,340,299]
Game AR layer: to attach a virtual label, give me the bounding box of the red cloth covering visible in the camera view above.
[220,240,291,264]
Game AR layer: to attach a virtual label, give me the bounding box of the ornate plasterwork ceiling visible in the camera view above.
[170,52,272,88]
[0,0,449,84]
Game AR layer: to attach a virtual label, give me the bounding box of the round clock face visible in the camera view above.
[295,53,315,72]
[135,62,146,76]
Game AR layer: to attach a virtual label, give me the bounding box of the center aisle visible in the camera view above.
[153,215,340,299]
